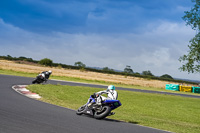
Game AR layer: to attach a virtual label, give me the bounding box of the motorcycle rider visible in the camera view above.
[41,70,52,81]
[92,85,118,115]
[95,85,118,105]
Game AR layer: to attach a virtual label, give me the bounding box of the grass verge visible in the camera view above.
[28,84,200,133]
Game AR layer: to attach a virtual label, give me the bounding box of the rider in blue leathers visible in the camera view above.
[95,85,118,105]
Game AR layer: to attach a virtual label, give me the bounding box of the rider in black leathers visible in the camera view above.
[41,70,52,81]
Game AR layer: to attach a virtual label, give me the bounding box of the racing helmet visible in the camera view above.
[107,85,115,90]
[48,70,52,74]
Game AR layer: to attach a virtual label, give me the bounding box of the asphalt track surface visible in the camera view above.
[2,74,196,133]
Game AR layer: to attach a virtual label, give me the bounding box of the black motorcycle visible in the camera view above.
[32,74,47,84]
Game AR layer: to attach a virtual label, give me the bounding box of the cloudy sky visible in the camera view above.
[0,0,199,80]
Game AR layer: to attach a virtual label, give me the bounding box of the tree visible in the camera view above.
[179,0,200,73]
[124,65,133,74]
[38,58,53,66]
[7,55,12,58]
[160,74,173,79]
[102,67,114,72]
[74,61,86,68]
[142,70,154,76]
[19,56,33,62]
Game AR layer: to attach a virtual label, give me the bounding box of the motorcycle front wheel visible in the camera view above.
[76,105,86,115]
[32,79,37,84]
[94,106,111,119]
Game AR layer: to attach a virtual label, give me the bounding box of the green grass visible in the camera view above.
[28,84,200,133]
[0,69,37,77]
[1,68,200,96]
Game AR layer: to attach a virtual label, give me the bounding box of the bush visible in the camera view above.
[160,74,173,79]
[142,70,154,76]
[74,61,86,68]
[38,58,53,66]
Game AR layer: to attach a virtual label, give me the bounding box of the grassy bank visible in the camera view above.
[0,69,36,77]
[28,84,200,133]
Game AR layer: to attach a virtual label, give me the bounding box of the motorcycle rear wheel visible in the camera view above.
[94,106,111,119]
[32,79,37,84]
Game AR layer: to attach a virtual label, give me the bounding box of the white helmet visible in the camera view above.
[48,70,52,74]
[107,85,115,90]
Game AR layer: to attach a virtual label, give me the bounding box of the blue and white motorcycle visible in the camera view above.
[76,93,121,119]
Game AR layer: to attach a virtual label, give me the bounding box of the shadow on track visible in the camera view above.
[82,114,139,124]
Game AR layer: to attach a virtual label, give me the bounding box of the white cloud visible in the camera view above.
[0,18,199,80]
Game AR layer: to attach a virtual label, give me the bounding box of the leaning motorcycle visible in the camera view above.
[76,93,122,119]
[32,74,46,84]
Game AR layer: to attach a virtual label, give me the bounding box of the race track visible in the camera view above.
[0,74,172,133]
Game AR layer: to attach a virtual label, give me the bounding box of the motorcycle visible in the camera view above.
[32,73,47,84]
[76,93,122,119]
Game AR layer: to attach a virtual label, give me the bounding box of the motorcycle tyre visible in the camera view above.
[32,79,37,84]
[94,106,111,119]
[76,105,86,115]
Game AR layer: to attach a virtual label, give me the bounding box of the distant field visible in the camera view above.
[28,84,200,133]
[0,59,197,89]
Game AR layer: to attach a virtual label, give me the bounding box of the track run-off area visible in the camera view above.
[2,74,197,133]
